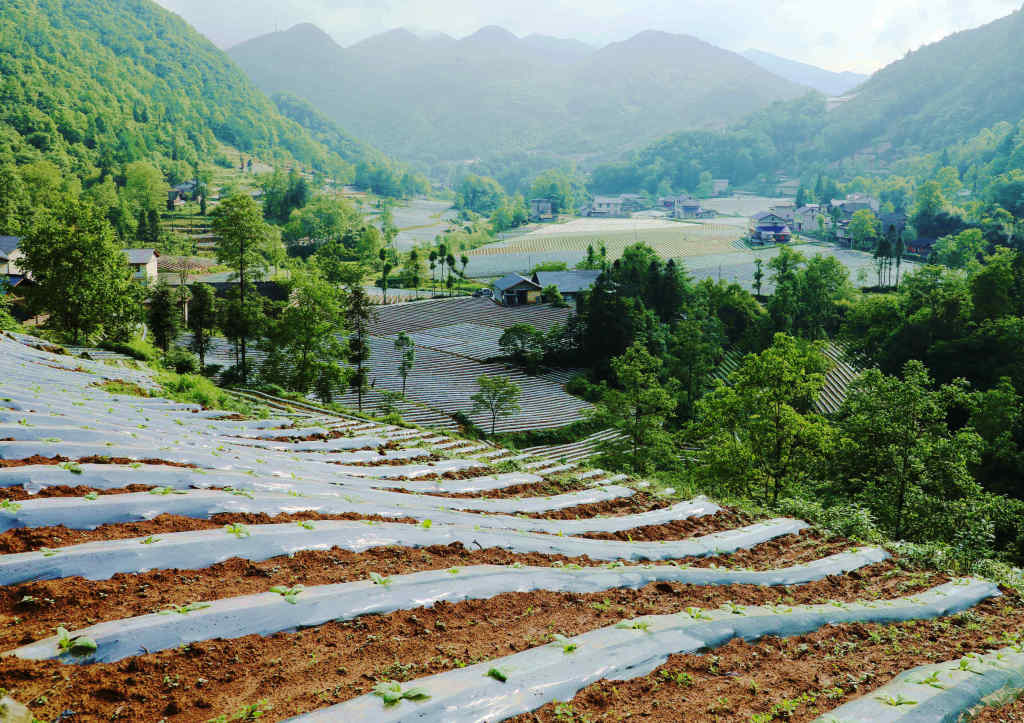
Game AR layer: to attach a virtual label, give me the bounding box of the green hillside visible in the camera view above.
[0,0,371,191]
[229,24,807,165]
[820,6,1024,160]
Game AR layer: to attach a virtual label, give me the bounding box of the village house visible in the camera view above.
[770,203,796,224]
[492,273,542,306]
[905,238,936,257]
[750,212,792,244]
[0,236,25,278]
[793,204,822,232]
[587,196,627,218]
[529,198,554,222]
[618,194,647,214]
[122,248,160,285]
[531,269,602,304]
[673,197,704,219]
[167,180,199,211]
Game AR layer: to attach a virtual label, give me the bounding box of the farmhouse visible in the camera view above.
[618,194,646,213]
[587,196,627,218]
[0,236,25,278]
[122,248,160,285]
[529,198,555,222]
[493,273,542,306]
[531,269,602,303]
[794,204,822,232]
[906,237,936,256]
[750,212,791,244]
[673,197,704,219]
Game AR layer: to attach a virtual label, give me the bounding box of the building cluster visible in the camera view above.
[491,270,602,306]
[750,193,909,249]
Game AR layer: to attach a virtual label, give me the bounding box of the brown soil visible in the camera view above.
[972,696,1024,722]
[509,592,1024,723]
[0,511,418,554]
[0,484,155,501]
[525,493,670,520]
[0,556,966,723]
[0,457,197,469]
[417,477,596,500]
[0,532,856,651]
[580,509,755,542]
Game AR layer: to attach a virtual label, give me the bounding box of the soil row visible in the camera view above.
[0,556,960,723]
[510,592,1024,722]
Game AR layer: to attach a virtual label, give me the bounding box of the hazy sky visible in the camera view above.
[155,0,1021,73]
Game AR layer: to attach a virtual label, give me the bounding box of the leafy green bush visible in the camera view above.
[164,346,199,375]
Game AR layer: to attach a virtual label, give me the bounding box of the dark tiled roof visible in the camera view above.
[493,273,540,292]
[0,236,20,258]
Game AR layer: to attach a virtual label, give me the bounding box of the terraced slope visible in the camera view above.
[0,332,1020,723]
[182,297,587,432]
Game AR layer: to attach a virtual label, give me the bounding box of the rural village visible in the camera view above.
[3,1,1024,722]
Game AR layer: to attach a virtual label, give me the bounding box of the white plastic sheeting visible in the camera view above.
[287,580,1000,723]
[11,548,890,664]
[0,518,807,584]
[814,643,1024,723]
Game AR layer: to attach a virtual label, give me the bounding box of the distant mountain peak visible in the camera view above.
[462,25,519,43]
[742,48,867,95]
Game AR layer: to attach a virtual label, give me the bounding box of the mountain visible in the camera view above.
[0,1,381,192]
[819,6,1024,160]
[229,24,807,164]
[742,49,867,96]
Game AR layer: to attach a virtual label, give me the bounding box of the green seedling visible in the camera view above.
[83,492,98,501]
[223,487,255,499]
[270,585,304,604]
[0,499,22,512]
[149,486,187,496]
[55,627,98,658]
[447,567,460,575]
[915,671,946,689]
[40,547,59,557]
[616,620,651,632]
[685,606,712,621]
[590,599,613,612]
[420,519,432,529]
[159,602,211,615]
[721,602,746,615]
[297,521,315,530]
[61,462,83,474]
[952,657,983,675]
[372,681,430,706]
[224,523,251,539]
[550,634,577,654]
[369,572,392,586]
[140,535,161,545]
[877,694,917,706]
[486,667,508,682]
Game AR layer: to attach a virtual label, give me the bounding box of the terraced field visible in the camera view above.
[183,298,586,433]
[2,331,1023,722]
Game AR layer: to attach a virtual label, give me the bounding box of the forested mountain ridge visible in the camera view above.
[0,0,378,191]
[229,23,808,164]
[819,5,1024,160]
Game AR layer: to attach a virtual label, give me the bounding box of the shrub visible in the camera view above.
[164,346,199,375]
[101,337,158,362]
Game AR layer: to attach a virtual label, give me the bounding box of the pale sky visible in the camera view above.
[155,0,1021,74]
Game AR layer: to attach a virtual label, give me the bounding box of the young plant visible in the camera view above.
[684,606,712,621]
[369,572,392,586]
[616,620,651,632]
[419,519,432,529]
[486,667,508,682]
[296,520,315,530]
[270,585,304,604]
[140,535,161,545]
[55,627,98,658]
[0,499,22,512]
[159,602,212,615]
[372,681,430,706]
[550,633,577,654]
[149,486,187,496]
[915,670,946,689]
[83,492,98,501]
[224,523,251,539]
[40,547,59,557]
[876,693,917,706]
[61,462,83,474]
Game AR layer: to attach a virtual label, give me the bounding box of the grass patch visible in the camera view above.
[156,371,260,416]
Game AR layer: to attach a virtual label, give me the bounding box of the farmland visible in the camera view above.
[2,331,1024,722]
[183,297,586,433]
